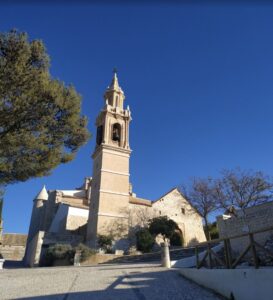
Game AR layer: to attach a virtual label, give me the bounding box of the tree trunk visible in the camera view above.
[204,217,210,241]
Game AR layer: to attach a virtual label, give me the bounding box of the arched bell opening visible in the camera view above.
[112,123,121,145]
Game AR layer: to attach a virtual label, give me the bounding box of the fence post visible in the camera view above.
[195,246,199,268]
[207,242,213,269]
[224,239,232,268]
[249,233,259,269]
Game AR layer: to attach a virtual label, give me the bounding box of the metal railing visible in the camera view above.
[195,225,273,269]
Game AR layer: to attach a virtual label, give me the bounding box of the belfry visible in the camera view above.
[24,71,206,266]
[86,71,132,248]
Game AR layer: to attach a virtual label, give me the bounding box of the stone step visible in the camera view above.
[107,245,209,264]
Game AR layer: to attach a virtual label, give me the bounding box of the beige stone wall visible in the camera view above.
[1,233,27,261]
[65,207,89,232]
[217,201,273,254]
[0,245,26,260]
[127,189,206,247]
[128,204,156,228]
[87,146,131,248]
[152,189,206,246]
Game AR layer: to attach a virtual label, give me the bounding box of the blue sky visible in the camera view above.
[2,2,273,233]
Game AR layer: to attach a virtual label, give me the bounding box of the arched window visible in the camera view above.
[112,123,121,142]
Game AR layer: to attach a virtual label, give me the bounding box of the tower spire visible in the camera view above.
[109,67,120,90]
[104,69,125,108]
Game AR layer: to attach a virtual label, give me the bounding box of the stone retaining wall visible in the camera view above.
[0,233,27,261]
[217,201,273,253]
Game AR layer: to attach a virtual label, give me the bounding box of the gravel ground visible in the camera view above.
[0,263,222,300]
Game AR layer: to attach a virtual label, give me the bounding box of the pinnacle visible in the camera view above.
[109,69,120,90]
[35,185,48,201]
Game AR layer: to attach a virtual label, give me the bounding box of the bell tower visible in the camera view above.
[86,71,132,248]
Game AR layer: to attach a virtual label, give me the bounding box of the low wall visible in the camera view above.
[0,233,27,261]
[82,253,123,265]
[178,268,273,300]
[0,245,25,260]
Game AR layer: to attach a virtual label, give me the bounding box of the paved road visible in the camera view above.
[0,263,222,300]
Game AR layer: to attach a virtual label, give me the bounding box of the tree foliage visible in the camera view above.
[170,231,184,246]
[215,168,273,211]
[0,29,90,184]
[205,222,219,240]
[148,216,179,241]
[136,228,154,253]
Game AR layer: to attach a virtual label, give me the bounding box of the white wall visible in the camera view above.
[178,268,273,300]
[57,190,86,198]
[66,206,89,231]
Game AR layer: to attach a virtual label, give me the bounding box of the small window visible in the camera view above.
[159,210,161,215]
[181,208,185,214]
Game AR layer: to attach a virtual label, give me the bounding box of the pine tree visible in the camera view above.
[0,30,90,184]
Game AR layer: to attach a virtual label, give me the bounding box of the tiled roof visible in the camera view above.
[129,196,152,207]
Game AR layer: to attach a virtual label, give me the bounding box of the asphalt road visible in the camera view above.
[0,263,222,300]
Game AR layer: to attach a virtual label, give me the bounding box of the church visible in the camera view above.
[24,72,206,267]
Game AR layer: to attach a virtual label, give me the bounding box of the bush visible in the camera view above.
[75,243,96,262]
[44,244,74,266]
[136,228,154,253]
[97,235,112,252]
[43,243,96,266]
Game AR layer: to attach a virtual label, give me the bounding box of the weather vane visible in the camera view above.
[113,67,118,74]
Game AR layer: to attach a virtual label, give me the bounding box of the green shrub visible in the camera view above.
[97,235,112,252]
[75,243,96,262]
[136,228,154,253]
[44,243,96,266]
[44,244,74,266]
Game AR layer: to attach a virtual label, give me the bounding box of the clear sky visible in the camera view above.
[1,1,273,233]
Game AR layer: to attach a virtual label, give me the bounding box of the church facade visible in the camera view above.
[24,73,206,267]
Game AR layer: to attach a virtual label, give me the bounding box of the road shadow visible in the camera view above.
[16,268,221,300]
[3,260,25,269]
